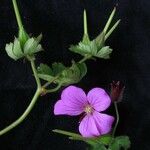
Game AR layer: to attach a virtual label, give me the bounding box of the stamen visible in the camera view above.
[84,105,93,114]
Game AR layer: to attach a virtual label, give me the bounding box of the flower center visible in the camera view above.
[84,105,93,114]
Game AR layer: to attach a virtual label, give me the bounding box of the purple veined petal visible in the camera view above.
[93,111,115,135]
[61,85,88,109]
[54,100,84,116]
[87,88,111,112]
[79,113,101,137]
[79,111,114,137]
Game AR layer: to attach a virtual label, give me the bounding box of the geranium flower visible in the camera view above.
[54,86,114,138]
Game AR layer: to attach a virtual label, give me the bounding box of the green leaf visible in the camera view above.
[37,63,54,81]
[37,63,53,75]
[76,63,87,79]
[109,136,131,150]
[57,63,80,86]
[96,135,113,145]
[52,62,66,75]
[5,43,18,60]
[97,46,112,59]
[90,143,107,150]
[56,62,87,86]
[38,74,54,82]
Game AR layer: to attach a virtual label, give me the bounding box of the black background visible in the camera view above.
[0,0,150,150]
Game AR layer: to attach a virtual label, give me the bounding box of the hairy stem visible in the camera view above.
[12,0,23,30]
[112,102,119,137]
[0,88,41,136]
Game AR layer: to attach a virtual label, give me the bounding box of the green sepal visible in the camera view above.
[5,43,18,60]
[5,34,43,60]
[69,8,120,60]
[95,32,105,49]
[13,38,24,58]
[70,40,112,59]
[97,46,113,59]
[18,27,29,46]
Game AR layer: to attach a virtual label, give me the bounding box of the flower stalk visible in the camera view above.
[12,0,23,30]
[29,57,41,89]
[112,102,119,137]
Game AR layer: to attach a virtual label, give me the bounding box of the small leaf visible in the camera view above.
[96,135,113,145]
[90,143,107,150]
[109,136,131,150]
[37,63,53,75]
[52,62,66,75]
[76,63,87,79]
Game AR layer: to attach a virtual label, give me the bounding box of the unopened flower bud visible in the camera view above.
[110,81,125,102]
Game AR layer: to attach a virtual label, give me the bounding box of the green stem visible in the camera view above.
[45,83,62,94]
[12,0,23,30]
[42,75,59,89]
[0,88,41,136]
[79,55,91,64]
[30,58,41,89]
[53,129,82,139]
[0,57,42,136]
[112,102,119,137]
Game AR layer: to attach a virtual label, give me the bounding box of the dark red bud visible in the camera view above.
[110,81,125,102]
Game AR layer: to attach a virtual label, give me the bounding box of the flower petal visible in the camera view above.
[54,86,87,116]
[54,100,83,116]
[79,114,100,137]
[93,111,114,135]
[87,88,111,111]
[61,86,87,108]
[79,112,114,137]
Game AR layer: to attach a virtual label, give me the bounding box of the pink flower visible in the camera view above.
[54,86,114,138]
